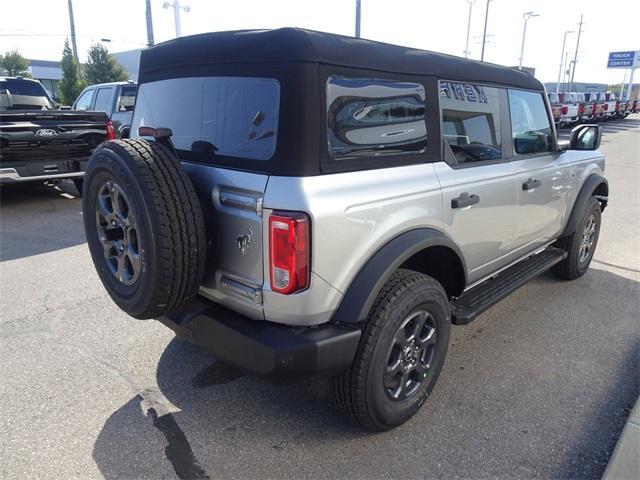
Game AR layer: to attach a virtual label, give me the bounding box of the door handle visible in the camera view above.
[522,178,542,191]
[451,192,480,209]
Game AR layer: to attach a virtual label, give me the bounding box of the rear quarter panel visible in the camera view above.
[263,163,444,324]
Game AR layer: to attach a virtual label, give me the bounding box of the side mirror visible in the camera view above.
[569,124,601,151]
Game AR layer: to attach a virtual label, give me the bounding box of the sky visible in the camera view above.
[1,0,638,85]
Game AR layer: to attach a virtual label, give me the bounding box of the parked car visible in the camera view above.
[632,98,639,113]
[558,92,582,127]
[73,81,137,137]
[584,92,606,121]
[601,92,618,120]
[0,76,114,191]
[547,92,562,125]
[81,28,608,431]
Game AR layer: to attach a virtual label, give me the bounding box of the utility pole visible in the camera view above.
[67,0,79,62]
[556,30,574,93]
[480,0,493,62]
[569,14,583,90]
[464,0,474,58]
[145,0,155,47]
[355,0,361,38]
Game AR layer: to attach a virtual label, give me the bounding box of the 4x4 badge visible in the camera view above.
[235,229,253,255]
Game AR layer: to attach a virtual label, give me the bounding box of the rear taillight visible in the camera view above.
[579,104,585,113]
[561,106,568,115]
[615,101,620,110]
[603,103,608,111]
[105,120,116,140]
[269,211,310,294]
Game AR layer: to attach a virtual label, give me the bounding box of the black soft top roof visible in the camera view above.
[139,27,543,90]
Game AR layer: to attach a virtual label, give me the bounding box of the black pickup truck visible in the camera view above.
[0,77,114,191]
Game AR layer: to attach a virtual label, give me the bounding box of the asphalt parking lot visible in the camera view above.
[1,118,638,480]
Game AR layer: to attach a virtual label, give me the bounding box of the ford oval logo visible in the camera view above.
[35,128,58,138]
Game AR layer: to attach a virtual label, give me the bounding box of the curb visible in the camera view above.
[602,396,640,479]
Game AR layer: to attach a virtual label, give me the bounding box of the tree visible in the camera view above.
[84,43,129,85]
[59,39,85,105]
[0,49,30,76]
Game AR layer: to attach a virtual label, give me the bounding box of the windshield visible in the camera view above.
[0,79,54,110]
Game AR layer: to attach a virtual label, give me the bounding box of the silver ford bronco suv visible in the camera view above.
[82,29,608,431]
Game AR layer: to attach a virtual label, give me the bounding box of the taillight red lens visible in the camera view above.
[561,106,568,115]
[105,120,116,140]
[603,103,608,111]
[579,104,585,113]
[269,212,310,294]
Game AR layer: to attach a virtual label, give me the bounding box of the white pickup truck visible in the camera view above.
[558,92,581,128]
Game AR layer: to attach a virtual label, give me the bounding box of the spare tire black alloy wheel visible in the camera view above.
[96,181,140,286]
[83,139,206,319]
[385,310,437,401]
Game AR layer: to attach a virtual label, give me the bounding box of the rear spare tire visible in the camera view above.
[82,139,206,319]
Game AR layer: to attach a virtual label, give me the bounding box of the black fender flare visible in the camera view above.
[331,228,467,325]
[561,174,608,237]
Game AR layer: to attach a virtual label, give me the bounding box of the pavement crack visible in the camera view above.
[146,407,210,480]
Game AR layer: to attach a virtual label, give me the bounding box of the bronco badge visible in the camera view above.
[235,229,253,255]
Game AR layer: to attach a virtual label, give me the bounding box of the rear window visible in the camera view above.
[0,79,48,97]
[131,76,280,161]
[118,85,136,112]
[326,76,427,159]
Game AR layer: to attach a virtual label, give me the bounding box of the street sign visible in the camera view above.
[607,51,639,69]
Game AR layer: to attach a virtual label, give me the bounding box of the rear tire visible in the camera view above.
[332,269,451,431]
[552,196,601,280]
[83,139,206,319]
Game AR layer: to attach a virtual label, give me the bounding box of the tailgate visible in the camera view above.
[181,162,268,320]
[0,111,108,164]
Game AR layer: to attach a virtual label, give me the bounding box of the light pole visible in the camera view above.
[355,0,361,38]
[480,0,494,62]
[163,0,191,38]
[464,0,475,58]
[556,30,574,93]
[569,14,584,91]
[518,12,539,70]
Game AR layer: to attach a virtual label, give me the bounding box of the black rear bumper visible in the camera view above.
[0,158,87,183]
[158,298,361,384]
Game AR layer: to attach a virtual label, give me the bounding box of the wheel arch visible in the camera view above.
[562,173,608,237]
[332,228,467,325]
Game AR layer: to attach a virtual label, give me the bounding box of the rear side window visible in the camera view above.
[118,85,136,112]
[508,89,552,155]
[440,81,502,164]
[326,76,427,159]
[74,89,94,110]
[131,77,279,161]
[93,87,113,113]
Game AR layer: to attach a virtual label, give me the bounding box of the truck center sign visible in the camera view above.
[607,51,639,69]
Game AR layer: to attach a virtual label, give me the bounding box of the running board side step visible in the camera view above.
[451,247,567,325]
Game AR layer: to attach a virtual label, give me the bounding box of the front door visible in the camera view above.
[507,89,573,253]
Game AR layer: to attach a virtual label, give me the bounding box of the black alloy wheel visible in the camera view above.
[95,180,141,286]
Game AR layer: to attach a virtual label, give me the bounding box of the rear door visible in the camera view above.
[131,76,280,319]
[436,81,518,284]
[508,89,572,252]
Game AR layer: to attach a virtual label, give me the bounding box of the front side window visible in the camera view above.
[508,89,552,155]
[327,76,427,159]
[74,89,94,110]
[131,76,280,161]
[440,80,502,164]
